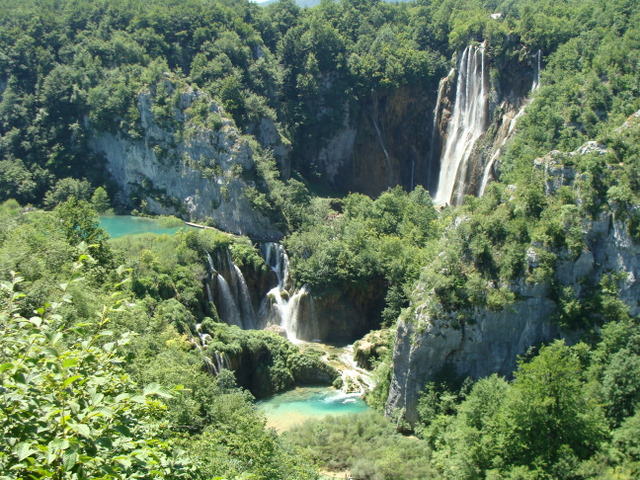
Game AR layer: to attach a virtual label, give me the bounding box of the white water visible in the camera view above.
[233,264,256,329]
[204,249,257,330]
[532,49,542,91]
[261,242,309,342]
[263,242,289,289]
[372,115,392,174]
[212,351,230,375]
[216,273,243,328]
[206,252,215,272]
[434,43,489,206]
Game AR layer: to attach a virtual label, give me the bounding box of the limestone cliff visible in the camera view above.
[302,86,440,197]
[89,75,281,240]
[291,281,387,343]
[386,142,640,424]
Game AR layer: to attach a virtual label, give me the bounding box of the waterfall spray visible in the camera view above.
[434,43,489,206]
[261,242,312,342]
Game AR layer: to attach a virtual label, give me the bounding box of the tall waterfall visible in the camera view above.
[434,43,489,206]
[261,242,312,342]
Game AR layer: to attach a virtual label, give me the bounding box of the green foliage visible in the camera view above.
[499,341,606,470]
[286,186,437,326]
[284,412,435,479]
[90,187,112,214]
[419,342,610,479]
[0,274,194,479]
[204,323,337,398]
[44,178,92,208]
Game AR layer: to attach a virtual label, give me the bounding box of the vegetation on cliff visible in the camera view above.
[1,0,640,478]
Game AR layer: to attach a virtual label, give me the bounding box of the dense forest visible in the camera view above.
[1,0,640,479]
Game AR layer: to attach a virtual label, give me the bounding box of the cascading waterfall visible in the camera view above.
[203,242,315,342]
[216,273,243,327]
[203,248,257,330]
[532,49,542,91]
[263,242,289,289]
[232,264,256,329]
[211,351,230,375]
[261,242,311,342]
[434,43,489,206]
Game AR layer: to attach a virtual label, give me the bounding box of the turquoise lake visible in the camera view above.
[99,215,187,238]
[257,387,369,431]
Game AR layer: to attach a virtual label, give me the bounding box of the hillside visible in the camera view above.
[1,0,640,479]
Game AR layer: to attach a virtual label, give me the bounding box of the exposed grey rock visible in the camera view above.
[618,109,640,131]
[386,206,640,424]
[534,141,607,195]
[387,286,558,424]
[316,126,357,185]
[89,78,281,240]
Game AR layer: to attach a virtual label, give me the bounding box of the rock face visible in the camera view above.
[89,76,281,240]
[293,281,387,344]
[386,284,558,424]
[386,151,640,423]
[300,86,440,197]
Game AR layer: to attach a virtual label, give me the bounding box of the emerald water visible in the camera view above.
[99,216,186,238]
[257,387,369,431]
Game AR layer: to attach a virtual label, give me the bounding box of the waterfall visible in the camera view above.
[205,282,214,304]
[427,69,454,192]
[203,242,315,341]
[532,49,542,90]
[372,115,392,174]
[206,252,215,272]
[233,264,256,329]
[216,273,243,327]
[195,322,211,348]
[203,248,258,330]
[434,43,489,206]
[212,351,230,375]
[262,242,290,289]
[261,242,311,342]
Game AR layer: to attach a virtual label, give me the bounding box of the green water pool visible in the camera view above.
[257,387,369,431]
[99,215,188,238]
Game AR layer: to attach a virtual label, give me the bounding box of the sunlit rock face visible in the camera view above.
[89,76,281,240]
[387,143,640,424]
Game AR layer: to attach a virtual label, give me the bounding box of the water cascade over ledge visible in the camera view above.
[205,249,256,330]
[260,242,317,342]
[434,43,489,206]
